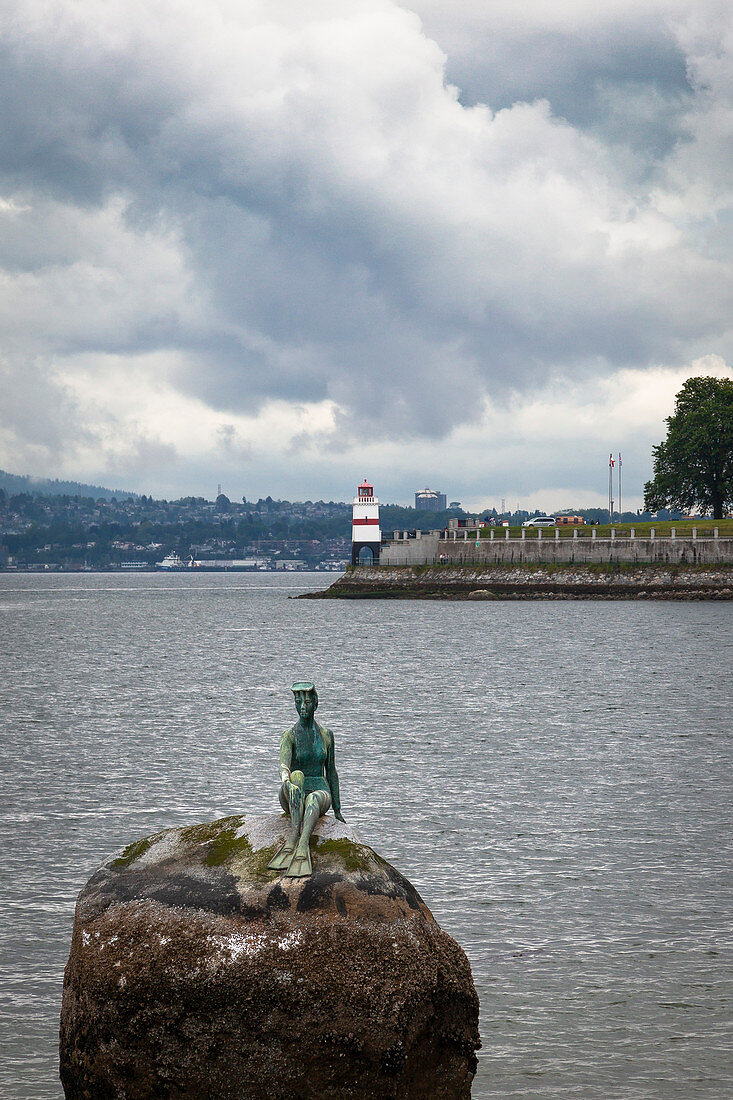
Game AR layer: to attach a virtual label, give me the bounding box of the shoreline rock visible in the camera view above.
[297,563,733,601]
[60,814,480,1099]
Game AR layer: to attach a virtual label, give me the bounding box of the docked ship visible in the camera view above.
[155,552,188,570]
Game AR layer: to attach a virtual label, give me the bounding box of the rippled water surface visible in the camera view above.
[1,573,731,1098]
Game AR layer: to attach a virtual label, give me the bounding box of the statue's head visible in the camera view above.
[292,681,318,720]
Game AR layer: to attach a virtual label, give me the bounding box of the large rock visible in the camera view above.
[60,813,480,1099]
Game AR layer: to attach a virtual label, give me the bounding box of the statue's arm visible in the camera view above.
[324,729,344,821]
[279,728,294,784]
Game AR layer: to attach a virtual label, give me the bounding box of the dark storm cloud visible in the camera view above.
[0,0,731,475]
[424,21,692,160]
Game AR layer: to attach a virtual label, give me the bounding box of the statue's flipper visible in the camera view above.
[267,842,296,871]
[284,847,312,878]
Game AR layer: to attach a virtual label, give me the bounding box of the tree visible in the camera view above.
[644,376,733,519]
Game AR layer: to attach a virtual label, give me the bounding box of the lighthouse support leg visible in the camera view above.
[352,543,380,566]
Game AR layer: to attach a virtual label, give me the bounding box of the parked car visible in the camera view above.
[522,517,556,527]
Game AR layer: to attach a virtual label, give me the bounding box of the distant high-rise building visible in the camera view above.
[415,488,447,512]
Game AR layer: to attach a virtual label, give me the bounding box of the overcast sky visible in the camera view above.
[1,0,731,510]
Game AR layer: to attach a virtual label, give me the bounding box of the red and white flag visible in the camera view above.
[609,453,615,467]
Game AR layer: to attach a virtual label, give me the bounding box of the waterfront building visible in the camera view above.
[415,488,447,511]
[352,479,381,565]
[447,516,482,530]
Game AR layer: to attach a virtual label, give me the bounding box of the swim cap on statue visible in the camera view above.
[291,681,316,694]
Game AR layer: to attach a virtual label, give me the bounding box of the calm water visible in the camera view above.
[0,573,731,1099]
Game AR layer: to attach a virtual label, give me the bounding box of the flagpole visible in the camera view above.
[608,454,614,524]
[618,453,622,519]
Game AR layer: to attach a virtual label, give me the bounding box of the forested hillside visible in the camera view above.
[0,469,138,501]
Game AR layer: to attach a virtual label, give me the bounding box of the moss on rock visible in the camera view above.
[111,837,151,868]
[312,837,377,874]
[180,817,236,846]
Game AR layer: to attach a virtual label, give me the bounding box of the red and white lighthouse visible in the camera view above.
[351,479,381,566]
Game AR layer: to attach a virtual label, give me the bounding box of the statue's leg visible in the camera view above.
[287,771,305,841]
[267,771,305,871]
[284,789,331,878]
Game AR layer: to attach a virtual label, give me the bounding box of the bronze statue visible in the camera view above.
[267,682,344,878]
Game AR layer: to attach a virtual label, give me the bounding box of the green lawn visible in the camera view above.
[477,518,733,539]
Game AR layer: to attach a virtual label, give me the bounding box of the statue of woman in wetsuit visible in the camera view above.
[267,681,345,878]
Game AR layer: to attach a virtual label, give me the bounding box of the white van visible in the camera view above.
[522,517,556,527]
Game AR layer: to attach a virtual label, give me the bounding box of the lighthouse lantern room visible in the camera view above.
[351,479,381,566]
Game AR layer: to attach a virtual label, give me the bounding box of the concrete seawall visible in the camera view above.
[381,534,733,567]
[301,563,733,600]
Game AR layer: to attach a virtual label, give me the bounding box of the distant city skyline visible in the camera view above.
[1,1,731,513]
